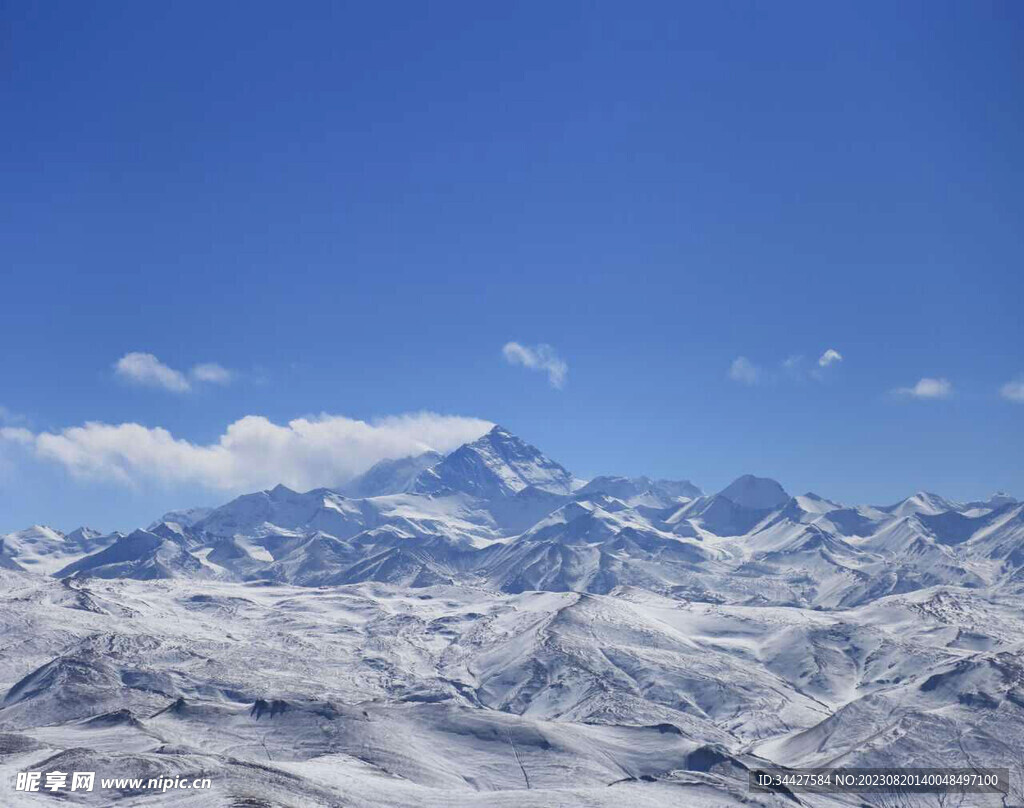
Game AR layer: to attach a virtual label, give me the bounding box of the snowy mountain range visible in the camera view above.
[1,425,1022,806]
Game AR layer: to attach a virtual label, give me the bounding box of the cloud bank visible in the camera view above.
[502,342,567,389]
[1,412,493,493]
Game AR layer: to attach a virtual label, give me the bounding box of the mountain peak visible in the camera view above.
[341,450,444,498]
[475,424,530,452]
[576,475,702,505]
[412,426,573,499]
[885,491,960,517]
[64,526,113,554]
[66,526,102,541]
[718,475,789,510]
[17,525,64,538]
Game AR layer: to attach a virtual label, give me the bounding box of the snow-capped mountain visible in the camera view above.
[6,427,1018,604]
[412,425,576,498]
[55,528,209,581]
[151,506,214,529]
[0,525,119,574]
[340,449,445,497]
[576,475,702,509]
[0,425,1021,807]
[881,490,964,518]
[718,473,791,510]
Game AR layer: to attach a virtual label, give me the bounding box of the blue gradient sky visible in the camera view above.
[2,1,1022,533]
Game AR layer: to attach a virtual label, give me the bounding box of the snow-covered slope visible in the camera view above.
[56,529,209,580]
[2,571,1021,807]
[195,484,367,539]
[666,476,791,539]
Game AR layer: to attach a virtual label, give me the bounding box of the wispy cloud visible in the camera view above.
[502,342,567,389]
[0,405,27,426]
[728,356,760,385]
[894,377,953,400]
[0,423,33,481]
[113,353,237,392]
[780,354,807,381]
[818,348,843,367]
[191,362,233,385]
[0,412,493,493]
[1000,378,1024,403]
[731,348,844,386]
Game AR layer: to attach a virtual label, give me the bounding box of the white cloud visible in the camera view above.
[818,348,843,367]
[114,352,191,393]
[728,356,760,385]
[0,426,33,445]
[733,349,843,386]
[191,362,233,384]
[1,412,492,493]
[113,353,238,392]
[895,377,953,400]
[502,342,567,389]
[1000,378,1024,403]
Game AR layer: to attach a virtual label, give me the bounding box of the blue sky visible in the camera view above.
[2,1,1022,533]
